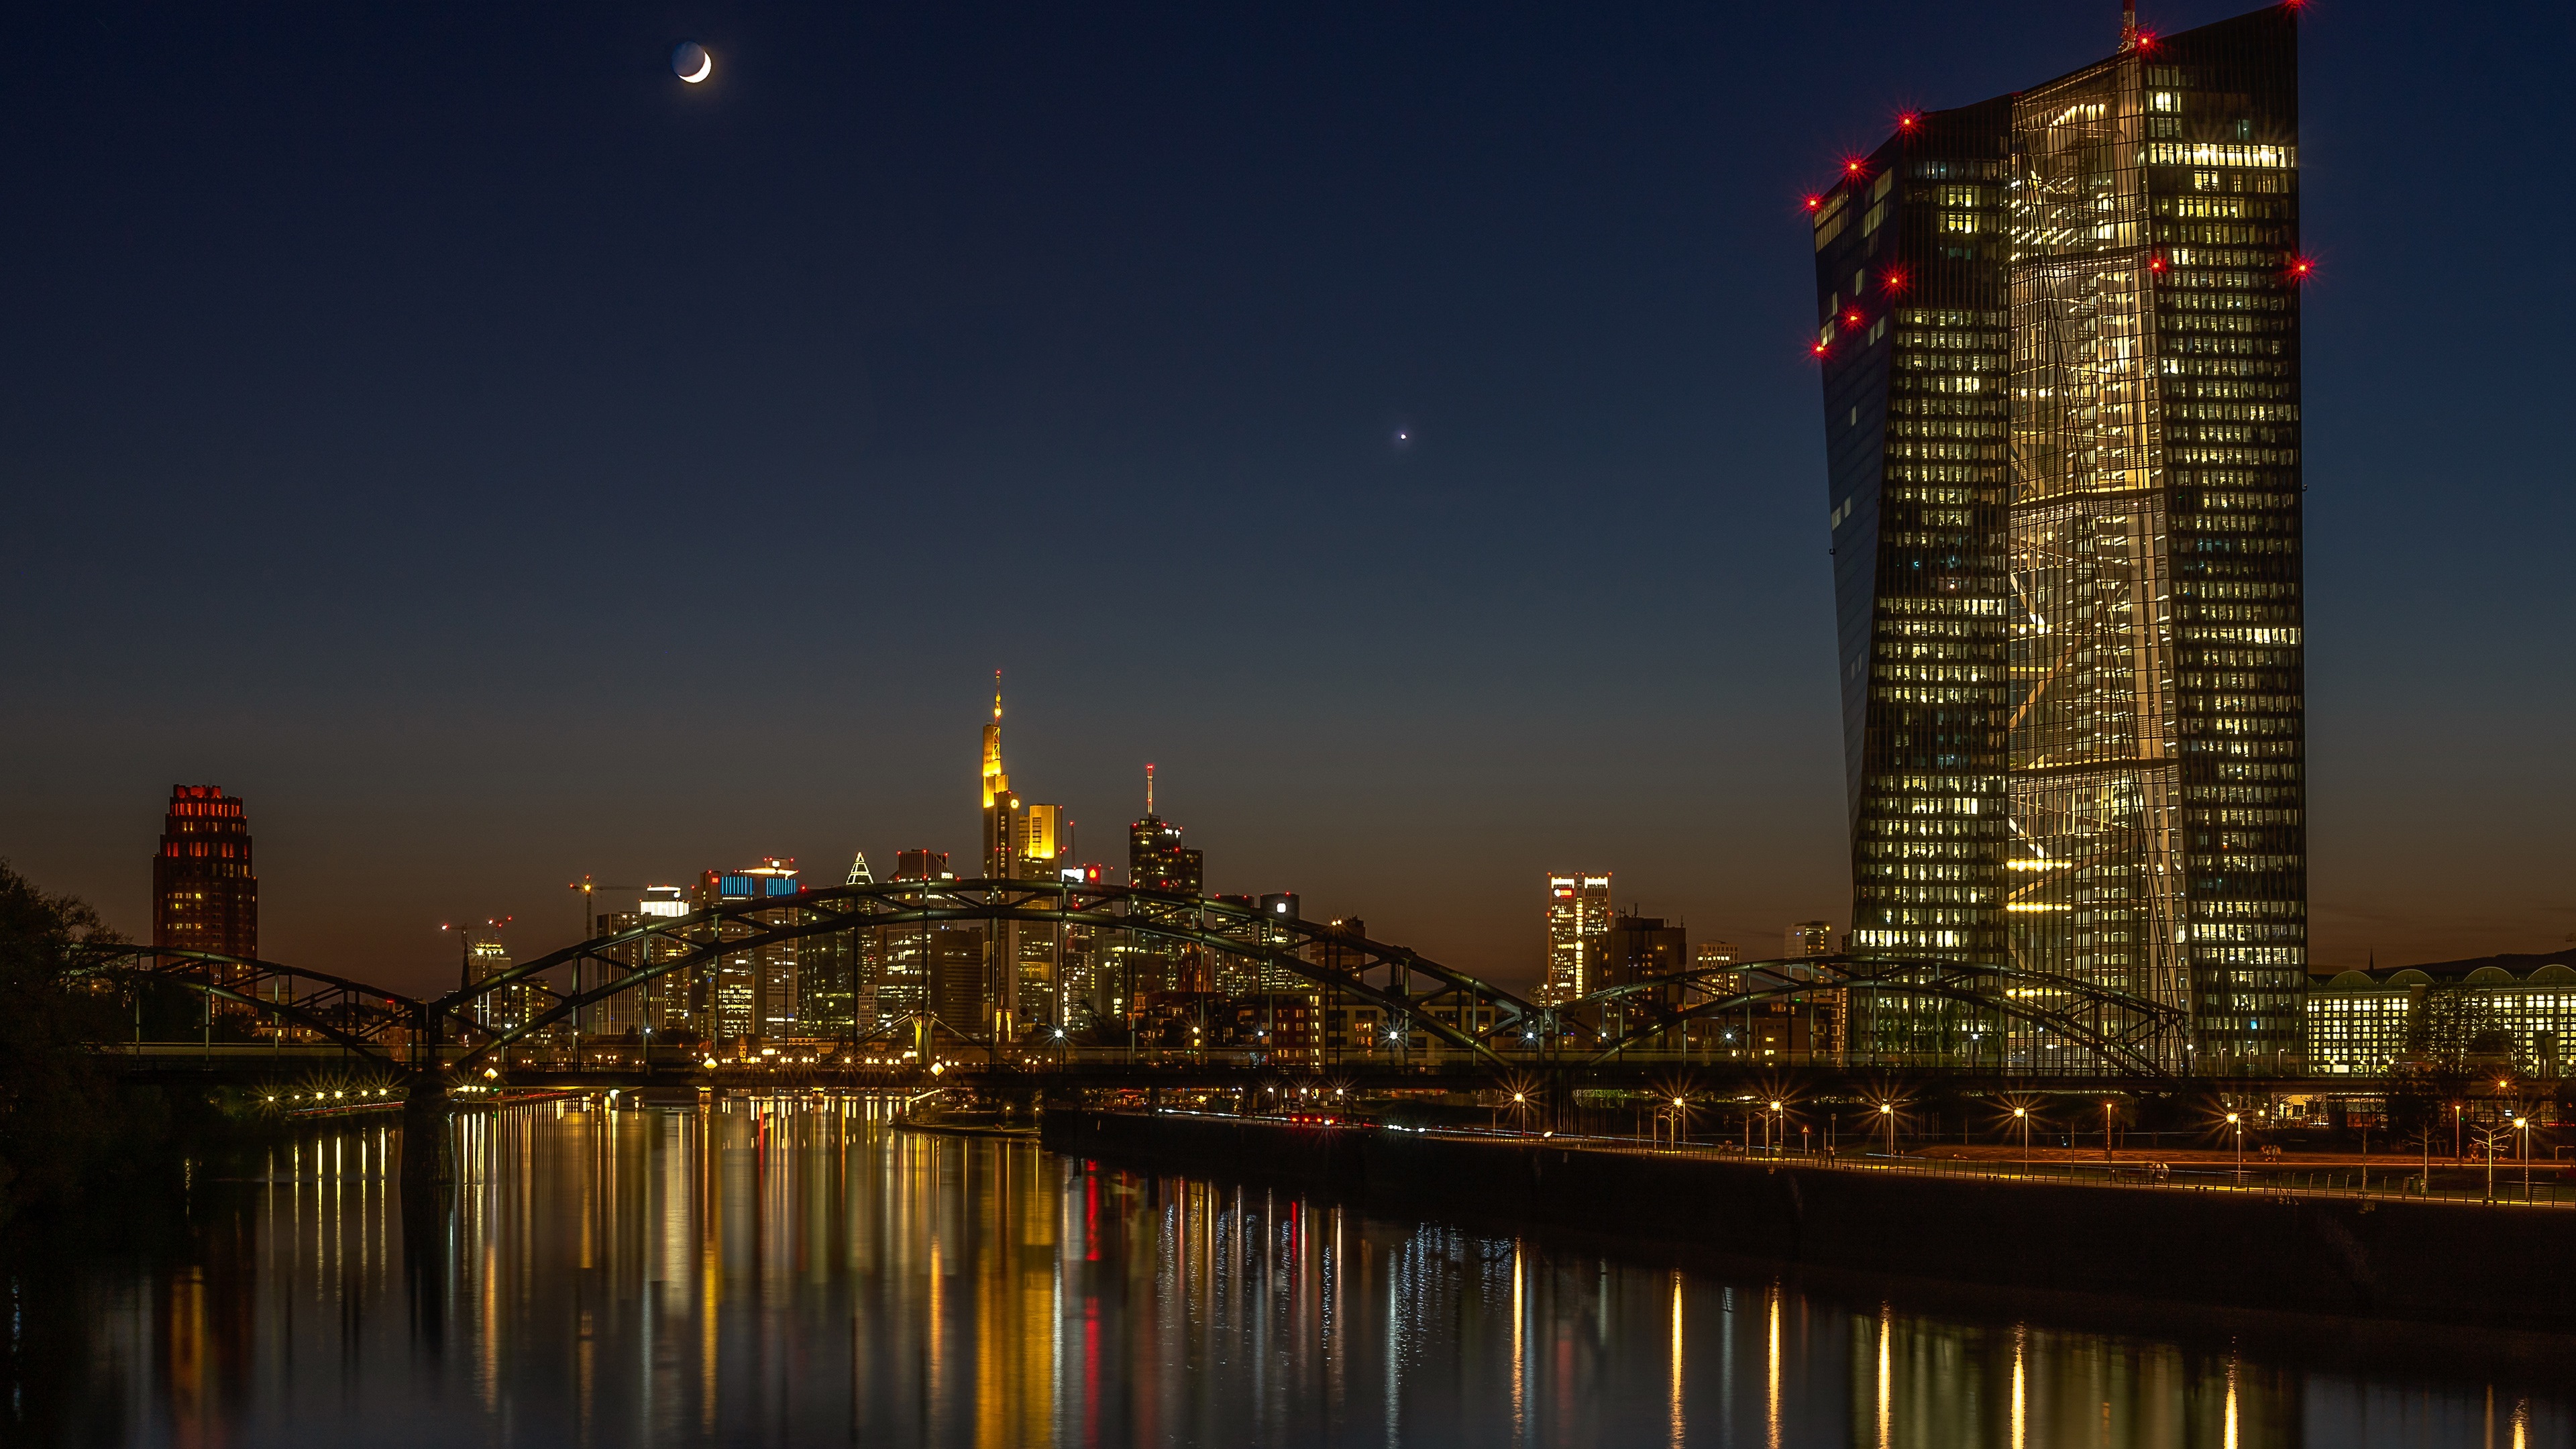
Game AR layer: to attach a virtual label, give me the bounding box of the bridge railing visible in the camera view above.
[1275,1118,2576,1210]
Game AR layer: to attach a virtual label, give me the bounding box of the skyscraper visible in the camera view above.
[592,884,693,1039]
[1126,765,1202,894]
[694,860,802,1044]
[152,786,258,981]
[798,851,880,1036]
[460,920,547,1036]
[875,851,953,1031]
[1538,873,1613,1006]
[977,680,1069,1032]
[1598,914,1688,1020]
[1813,3,2306,1068]
[1125,767,1205,1002]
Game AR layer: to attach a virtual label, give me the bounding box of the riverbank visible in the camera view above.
[1044,1108,2576,1332]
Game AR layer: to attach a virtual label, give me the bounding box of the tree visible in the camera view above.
[0,861,143,1222]
[2408,987,2510,1073]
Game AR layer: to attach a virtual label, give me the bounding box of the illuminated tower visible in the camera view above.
[152,784,258,967]
[1539,873,1612,1006]
[1813,3,2306,1069]
[976,676,1053,1033]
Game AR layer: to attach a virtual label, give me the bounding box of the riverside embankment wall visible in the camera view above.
[1042,1110,2576,1332]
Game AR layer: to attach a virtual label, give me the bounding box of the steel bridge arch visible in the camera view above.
[1566,954,2188,1076]
[446,878,1543,1069]
[66,947,421,1062]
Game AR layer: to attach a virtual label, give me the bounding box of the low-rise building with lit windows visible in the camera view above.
[2306,955,2576,1077]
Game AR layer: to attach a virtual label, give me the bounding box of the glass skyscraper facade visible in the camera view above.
[1813,5,2305,1071]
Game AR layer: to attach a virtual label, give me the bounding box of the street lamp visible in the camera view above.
[2227,1112,2243,1183]
[1769,1099,1784,1156]
[2012,1106,2030,1170]
[1879,1102,1896,1159]
[2102,1100,2116,1163]
[2516,1116,2532,1203]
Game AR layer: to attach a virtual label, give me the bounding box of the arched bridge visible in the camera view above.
[77,878,2192,1081]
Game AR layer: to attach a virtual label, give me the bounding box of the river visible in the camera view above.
[7,1099,2569,1446]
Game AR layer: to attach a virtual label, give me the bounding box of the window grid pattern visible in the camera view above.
[1813,10,2303,1072]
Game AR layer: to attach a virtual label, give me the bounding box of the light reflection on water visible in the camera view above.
[15,1100,2572,1446]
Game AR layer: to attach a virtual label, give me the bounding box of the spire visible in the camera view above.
[846,850,874,886]
[1144,762,1155,817]
[2119,0,2138,51]
[981,672,1006,808]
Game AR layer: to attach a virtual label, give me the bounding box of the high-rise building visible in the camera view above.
[874,851,952,1030]
[1018,804,1065,879]
[1539,873,1613,1006]
[979,681,1023,1033]
[1126,770,1205,1004]
[589,910,641,1038]
[894,849,952,881]
[460,920,548,1036]
[1128,767,1203,894]
[1694,940,1745,1004]
[152,787,260,1004]
[1205,893,1301,996]
[694,860,801,1044]
[1599,914,1689,1022]
[800,851,880,1037]
[1055,862,1112,1028]
[1812,3,2306,1069]
[1012,804,1068,1024]
[592,892,688,1041]
[1309,916,1373,1061]
[633,885,694,1036]
[1784,921,1836,961]
[977,681,1069,1032]
[925,926,990,1042]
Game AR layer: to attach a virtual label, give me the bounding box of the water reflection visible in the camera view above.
[8,1100,2570,1446]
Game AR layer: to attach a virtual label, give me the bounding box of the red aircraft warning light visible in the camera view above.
[1896,112,1921,131]
[1804,195,1824,212]
[1843,309,1864,327]
[1880,264,1909,294]
[2149,255,2168,272]
[2290,256,2316,279]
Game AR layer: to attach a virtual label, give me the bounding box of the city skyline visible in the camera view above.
[4,0,2568,992]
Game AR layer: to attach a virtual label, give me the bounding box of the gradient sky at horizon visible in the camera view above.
[4,0,2569,997]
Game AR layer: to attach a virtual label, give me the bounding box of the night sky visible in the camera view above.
[4,1,2567,996]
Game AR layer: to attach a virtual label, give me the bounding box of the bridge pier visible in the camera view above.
[400,1077,453,1187]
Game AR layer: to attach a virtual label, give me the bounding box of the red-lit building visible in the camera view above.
[152,785,259,984]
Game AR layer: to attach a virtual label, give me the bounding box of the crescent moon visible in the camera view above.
[680,52,711,83]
